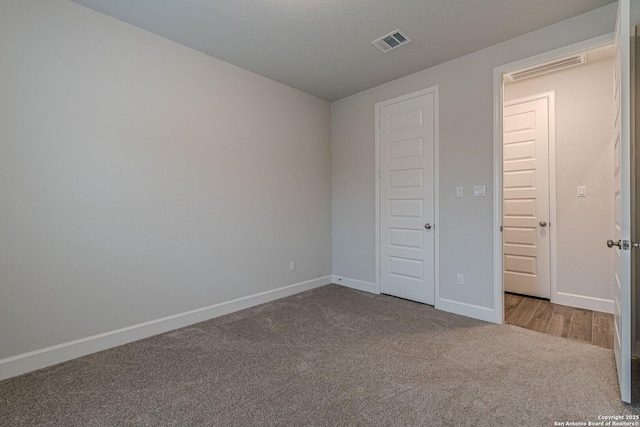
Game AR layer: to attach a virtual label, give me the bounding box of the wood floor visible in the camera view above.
[504,293,614,349]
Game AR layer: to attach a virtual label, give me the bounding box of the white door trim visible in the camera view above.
[493,33,614,324]
[375,86,440,304]
[503,91,557,302]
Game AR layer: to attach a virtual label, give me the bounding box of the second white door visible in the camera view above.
[379,90,436,305]
[503,94,551,299]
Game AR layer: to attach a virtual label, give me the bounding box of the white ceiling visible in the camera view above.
[70,0,616,101]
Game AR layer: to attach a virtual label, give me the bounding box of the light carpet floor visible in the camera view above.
[1,284,638,426]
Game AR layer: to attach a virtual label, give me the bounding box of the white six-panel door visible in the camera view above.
[379,90,436,305]
[503,95,551,299]
[612,0,631,404]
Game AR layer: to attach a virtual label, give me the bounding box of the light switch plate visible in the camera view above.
[457,274,464,285]
[473,186,486,197]
[578,186,586,197]
[456,187,464,198]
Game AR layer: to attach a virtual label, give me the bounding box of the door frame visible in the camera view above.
[492,33,614,324]
[375,86,440,304]
[503,91,557,302]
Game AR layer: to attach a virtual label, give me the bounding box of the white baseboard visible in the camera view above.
[553,292,613,314]
[436,298,496,323]
[0,275,332,382]
[332,275,378,294]
[332,276,497,324]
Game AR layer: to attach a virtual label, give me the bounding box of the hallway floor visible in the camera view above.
[504,292,614,349]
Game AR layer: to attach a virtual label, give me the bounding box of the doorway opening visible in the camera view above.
[496,39,616,349]
[494,1,633,405]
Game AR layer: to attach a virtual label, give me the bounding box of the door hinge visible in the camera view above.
[500,226,503,232]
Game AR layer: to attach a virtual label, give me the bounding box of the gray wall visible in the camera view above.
[0,0,331,360]
[505,58,614,303]
[331,4,616,310]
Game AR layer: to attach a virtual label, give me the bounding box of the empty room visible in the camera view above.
[1,0,640,425]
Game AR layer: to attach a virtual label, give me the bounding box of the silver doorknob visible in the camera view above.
[539,221,547,227]
[607,239,621,248]
[424,223,432,230]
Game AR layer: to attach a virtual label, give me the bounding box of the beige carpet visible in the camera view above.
[0,284,637,426]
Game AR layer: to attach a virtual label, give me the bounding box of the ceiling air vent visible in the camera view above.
[506,54,587,82]
[372,30,411,53]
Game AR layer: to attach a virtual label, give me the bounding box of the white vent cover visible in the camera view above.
[506,54,587,82]
[372,30,411,53]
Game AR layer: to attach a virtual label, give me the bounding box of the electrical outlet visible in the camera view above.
[457,274,464,286]
[473,186,486,197]
[578,186,586,197]
[456,187,464,198]
[290,261,296,272]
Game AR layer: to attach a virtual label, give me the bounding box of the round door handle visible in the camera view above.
[539,221,547,227]
[607,239,621,248]
[424,223,432,230]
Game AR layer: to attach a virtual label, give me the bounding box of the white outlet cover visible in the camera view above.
[457,274,464,285]
[456,187,464,198]
[473,186,486,197]
[578,186,586,197]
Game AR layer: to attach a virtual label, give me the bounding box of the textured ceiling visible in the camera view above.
[70,0,616,101]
